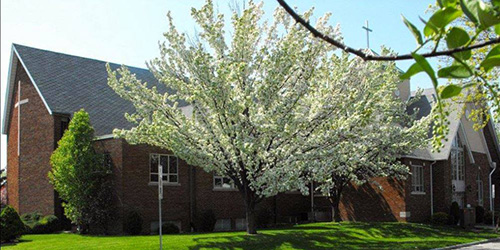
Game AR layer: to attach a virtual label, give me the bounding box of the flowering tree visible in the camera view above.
[277,0,500,150]
[305,55,430,221]
[107,0,426,234]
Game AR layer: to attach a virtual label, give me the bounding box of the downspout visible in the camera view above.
[430,161,437,216]
[490,162,497,226]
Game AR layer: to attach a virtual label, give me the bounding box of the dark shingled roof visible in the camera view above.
[13,44,187,136]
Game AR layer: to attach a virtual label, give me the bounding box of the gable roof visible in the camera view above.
[404,88,474,161]
[2,44,188,136]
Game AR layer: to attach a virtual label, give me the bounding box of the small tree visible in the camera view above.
[49,109,114,233]
[0,206,25,242]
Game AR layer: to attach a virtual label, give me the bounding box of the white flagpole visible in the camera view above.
[158,163,163,250]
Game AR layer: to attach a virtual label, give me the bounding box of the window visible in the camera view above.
[451,135,465,181]
[411,165,424,193]
[103,153,112,169]
[477,174,484,206]
[60,118,69,138]
[150,154,178,184]
[213,175,235,189]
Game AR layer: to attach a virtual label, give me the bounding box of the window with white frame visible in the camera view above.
[213,175,235,189]
[411,165,424,193]
[451,135,465,181]
[477,174,484,206]
[150,154,178,184]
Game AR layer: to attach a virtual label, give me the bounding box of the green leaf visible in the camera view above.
[480,44,500,71]
[411,53,438,87]
[437,64,472,78]
[477,3,500,28]
[423,7,462,37]
[401,62,423,79]
[401,15,424,45]
[460,0,480,25]
[446,27,471,60]
[495,24,500,35]
[481,55,500,72]
[446,27,470,48]
[440,84,463,99]
[438,0,458,7]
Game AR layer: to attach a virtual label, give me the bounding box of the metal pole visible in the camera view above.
[158,163,163,250]
[310,181,314,222]
[489,162,496,226]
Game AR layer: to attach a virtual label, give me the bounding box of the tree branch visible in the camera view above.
[277,0,500,61]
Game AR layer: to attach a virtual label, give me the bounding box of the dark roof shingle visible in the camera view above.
[14,44,185,136]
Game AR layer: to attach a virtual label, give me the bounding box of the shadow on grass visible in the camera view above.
[188,223,495,250]
[0,239,33,247]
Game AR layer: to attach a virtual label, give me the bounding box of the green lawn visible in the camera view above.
[1,222,498,250]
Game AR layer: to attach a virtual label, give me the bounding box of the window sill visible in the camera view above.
[148,182,181,187]
[213,187,239,192]
[411,191,426,195]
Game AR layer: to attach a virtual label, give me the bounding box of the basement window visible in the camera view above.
[411,165,425,194]
[150,154,178,184]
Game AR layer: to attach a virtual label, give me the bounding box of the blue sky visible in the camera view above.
[0,0,437,168]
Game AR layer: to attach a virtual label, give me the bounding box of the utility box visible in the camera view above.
[461,207,475,228]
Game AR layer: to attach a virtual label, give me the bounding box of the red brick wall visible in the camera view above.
[404,159,433,222]
[6,63,20,211]
[7,61,55,215]
[93,138,124,233]
[120,142,192,233]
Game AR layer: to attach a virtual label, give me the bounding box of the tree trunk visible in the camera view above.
[246,204,257,235]
[330,197,342,222]
[242,187,258,235]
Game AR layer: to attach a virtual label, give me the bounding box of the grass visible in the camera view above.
[1,222,498,250]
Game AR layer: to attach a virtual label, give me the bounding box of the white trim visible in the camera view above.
[14,99,29,108]
[459,122,476,164]
[94,134,115,140]
[479,127,494,165]
[2,45,53,135]
[148,182,181,187]
[411,191,426,195]
[2,46,17,135]
[17,81,21,156]
[212,187,238,192]
[12,46,52,115]
[487,118,500,156]
[401,155,436,161]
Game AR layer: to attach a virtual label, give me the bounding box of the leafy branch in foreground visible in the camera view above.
[277,0,500,149]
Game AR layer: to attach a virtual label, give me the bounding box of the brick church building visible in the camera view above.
[3,44,500,233]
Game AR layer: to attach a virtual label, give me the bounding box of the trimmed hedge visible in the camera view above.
[476,206,485,224]
[196,210,216,232]
[162,223,180,234]
[21,213,61,234]
[0,206,25,242]
[123,211,143,235]
[450,202,460,225]
[431,212,450,225]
